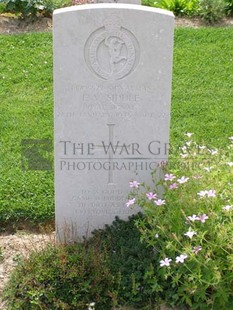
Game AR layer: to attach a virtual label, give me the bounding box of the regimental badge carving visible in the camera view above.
[84,15,140,80]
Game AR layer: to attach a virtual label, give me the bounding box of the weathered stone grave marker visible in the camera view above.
[54,4,174,241]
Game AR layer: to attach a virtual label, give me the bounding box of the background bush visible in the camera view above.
[225,0,233,15]
[143,0,233,21]
[4,0,45,18]
[152,0,200,16]
[199,0,226,23]
[2,0,72,18]
[4,243,116,309]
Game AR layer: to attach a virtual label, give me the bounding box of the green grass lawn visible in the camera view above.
[172,28,233,147]
[0,27,233,228]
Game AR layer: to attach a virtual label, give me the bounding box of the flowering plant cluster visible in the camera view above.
[127,134,233,309]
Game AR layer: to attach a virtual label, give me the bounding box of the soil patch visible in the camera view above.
[0,15,52,34]
[0,15,233,35]
[0,232,55,309]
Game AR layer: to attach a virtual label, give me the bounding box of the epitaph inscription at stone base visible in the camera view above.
[54,4,174,241]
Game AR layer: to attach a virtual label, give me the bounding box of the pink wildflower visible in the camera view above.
[129,181,140,188]
[222,205,233,211]
[184,230,197,239]
[164,173,176,181]
[197,190,208,198]
[126,198,135,207]
[169,183,178,190]
[176,254,188,263]
[177,176,189,184]
[192,246,202,255]
[198,190,216,198]
[187,214,199,222]
[160,258,172,267]
[198,214,209,223]
[154,199,166,206]
[146,192,157,200]
[207,189,216,197]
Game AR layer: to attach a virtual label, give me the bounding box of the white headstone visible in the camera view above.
[54,4,174,241]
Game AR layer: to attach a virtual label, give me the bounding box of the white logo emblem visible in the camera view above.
[84,16,140,80]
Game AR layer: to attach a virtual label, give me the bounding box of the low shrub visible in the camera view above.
[127,134,233,309]
[4,243,116,309]
[0,1,6,13]
[199,0,226,23]
[3,0,72,18]
[145,0,232,22]
[153,0,200,16]
[4,214,160,309]
[41,0,72,17]
[225,0,233,15]
[4,0,44,18]
[90,214,159,308]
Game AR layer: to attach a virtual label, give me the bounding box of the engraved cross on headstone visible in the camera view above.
[107,123,115,185]
[95,124,127,185]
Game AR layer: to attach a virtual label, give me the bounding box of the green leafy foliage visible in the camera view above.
[225,0,233,15]
[4,243,116,310]
[2,0,72,18]
[199,0,226,23]
[0,1,6,13]
[4,0,44,18]
[144,0,231,20]
[3,215,161,309]
[90,214,159,308]
[153,0,200,16]
[42,0,72,16]
[129,136,233,309]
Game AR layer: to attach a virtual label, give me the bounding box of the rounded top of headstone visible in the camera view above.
[53,4,174,19]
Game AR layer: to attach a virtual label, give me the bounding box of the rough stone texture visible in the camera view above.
[54,4,174,240]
